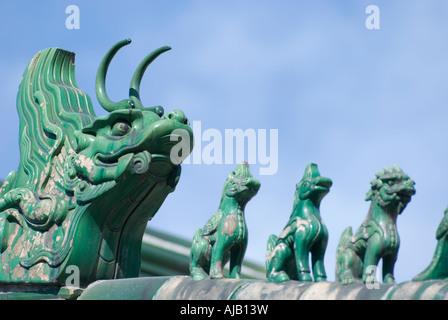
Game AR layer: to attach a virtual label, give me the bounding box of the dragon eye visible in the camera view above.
[111,121,132,136]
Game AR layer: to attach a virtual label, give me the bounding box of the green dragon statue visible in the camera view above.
[189,162,260,281]
[0,39,193,286]
[335,165,415,285]
[265,163,332,283]
[413,206,448,281]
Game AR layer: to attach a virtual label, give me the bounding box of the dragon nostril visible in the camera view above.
[165,110,188,124]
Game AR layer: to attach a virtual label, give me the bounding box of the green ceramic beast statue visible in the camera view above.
[190,162,260,280]
[265,163,332,283]
[0,39,193,286]
[335,165,415,285]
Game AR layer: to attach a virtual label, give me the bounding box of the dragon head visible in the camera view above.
[71,39,193,185]
[0,39,194,285]
[365,165,416,215]
[295,163,332,206]
[222,162,261,207]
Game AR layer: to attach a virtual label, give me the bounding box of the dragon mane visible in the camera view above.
[15,48,96,192]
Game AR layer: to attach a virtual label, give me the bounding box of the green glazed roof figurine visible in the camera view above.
[335,165,415,285]
[413,206,448,281]
[189,162,260,281]
[266,163,332,283]
[0,39,193,286]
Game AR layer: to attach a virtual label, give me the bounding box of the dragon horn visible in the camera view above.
[129,45,171,116]
[96,38,134,112]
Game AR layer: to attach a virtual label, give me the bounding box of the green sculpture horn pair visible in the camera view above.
[96,38,170,116]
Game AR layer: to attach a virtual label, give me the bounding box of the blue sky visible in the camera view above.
[1,1,448,283]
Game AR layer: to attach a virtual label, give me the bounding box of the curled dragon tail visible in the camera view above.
[413,212,448,281]
[413,237,448,281]
[0,171,16,197]
[335,226,353,282]
[336,227,353,258]
[266,234,278,257]
[265,234,278,271]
